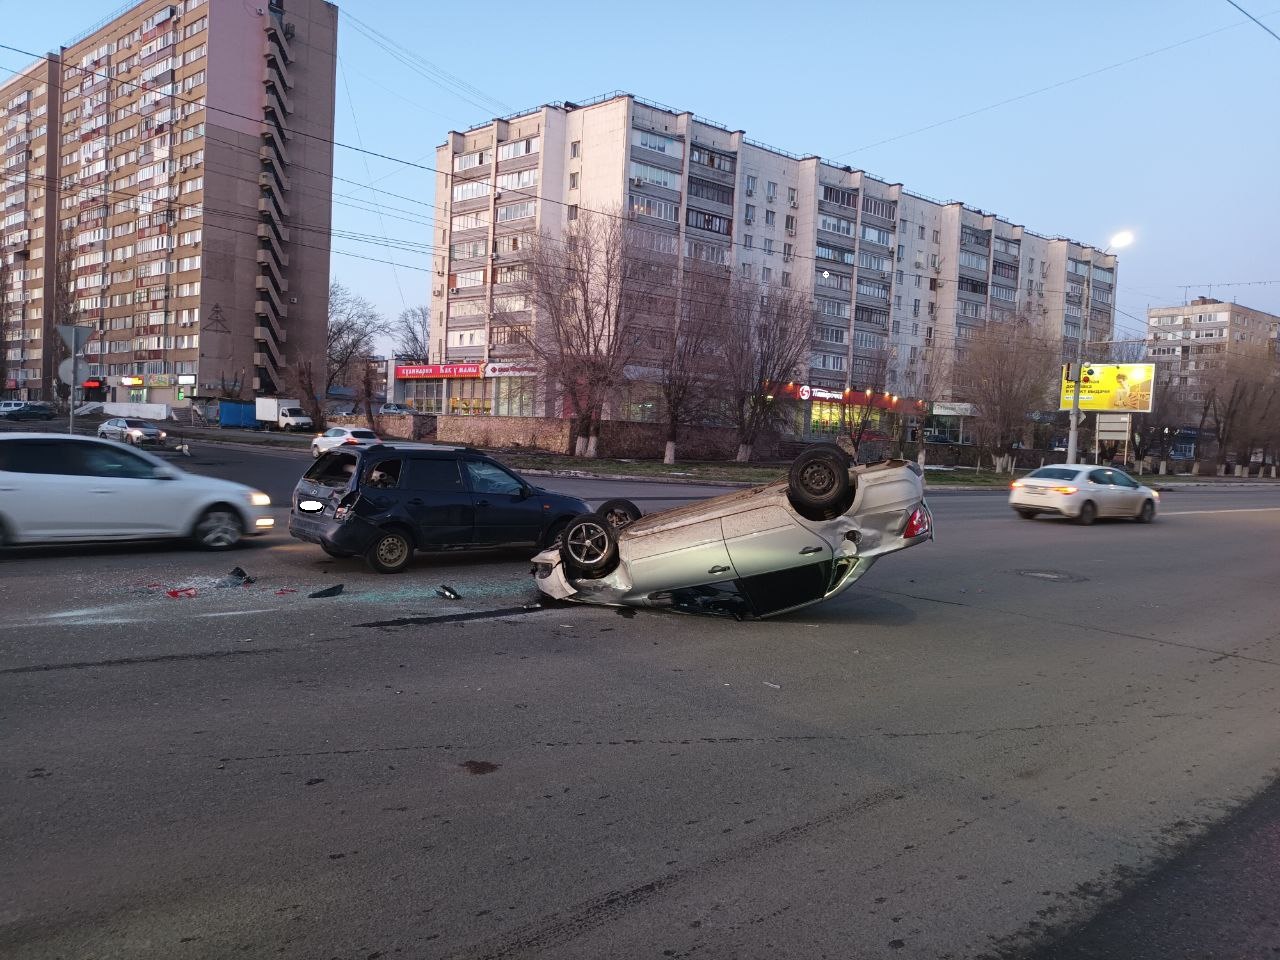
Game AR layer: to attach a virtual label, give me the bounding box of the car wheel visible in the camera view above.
[541,518,570,551]
[1137,499,1156,523]
[366,527,413,574]
[804,441,852,468]
[192,506,243,550]
[1076,500,1097,526]
[788,447,853,514]
[1017,509,1037,520]
[560,514,619,579]
[596,498,642,531]
[321,543,355,558]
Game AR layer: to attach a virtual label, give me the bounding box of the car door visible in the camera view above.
[1108,470,1143,514]
[402,456,473,548]
[464,458,544,545]
[722,505,834,616]
[1086,469,1121,516]
[624,517,737,595]
[0,438,134,539]
[74,441,192,536]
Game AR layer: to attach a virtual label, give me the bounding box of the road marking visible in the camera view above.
[1160,507,1280,516]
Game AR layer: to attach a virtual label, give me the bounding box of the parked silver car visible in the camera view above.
[1009,464,1158,524]
[531,447,933,619]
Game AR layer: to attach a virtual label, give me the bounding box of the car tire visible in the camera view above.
[803,441,853,468]
[788,447,853,515]
[1016,509,1037,520]
[1136,499,1156,523]
[366,527,414,574]
[1076,500,1098,526]
[541,518,570,551]
[560,513,619,579]
[321,543,355,558]
[192,505,244,550]
[596,498,642,531]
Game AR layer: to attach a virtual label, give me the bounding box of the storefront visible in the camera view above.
[391,362,539,416]
[774,383,918,441]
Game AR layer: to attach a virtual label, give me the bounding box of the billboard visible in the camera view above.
[1059,363,1155,413]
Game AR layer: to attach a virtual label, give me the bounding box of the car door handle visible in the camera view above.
[799,545,824,555]
[708,564,731,575]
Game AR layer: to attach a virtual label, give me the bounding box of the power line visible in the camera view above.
[1224,0,1280,43]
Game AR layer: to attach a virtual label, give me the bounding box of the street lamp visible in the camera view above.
[1066,230,1134,464]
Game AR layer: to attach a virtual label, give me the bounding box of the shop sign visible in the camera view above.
[483,362,539,378]
[394,363,482,379]
[933,402,977,418]
[146,374,173,387]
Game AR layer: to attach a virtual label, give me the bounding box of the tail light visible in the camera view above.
[343,438,360,445]
[903,505,931,539]
[1051,485,1078,494]
[333,492,359,521]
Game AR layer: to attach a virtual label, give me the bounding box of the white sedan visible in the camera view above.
[311,426,381,457]
[1010,464,1158,524]
[0,433,274,549]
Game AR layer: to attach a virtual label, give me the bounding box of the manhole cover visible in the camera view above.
[1014,569,1087,583]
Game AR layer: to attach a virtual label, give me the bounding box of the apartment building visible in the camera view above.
[1146,296,1280,408]
[420,92,1119,435]
[0,0,337,406]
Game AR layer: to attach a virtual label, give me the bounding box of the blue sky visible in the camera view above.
[5,0,1279,344]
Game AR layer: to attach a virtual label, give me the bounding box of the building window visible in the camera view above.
[821,184,857,208]
[690,145,735,172]
[496,201,536,222]
[861,196,896,220]
[744,175,757,196]
[632,128,683,158]
[860,224,890,246]
[567,204,578,221]
[819,213,854,236]
[817,243,855,266]
[743,234,753,249]
[764,209,775,226]
[496,168,538,191]
[631,195,677,222]
[570,140,580,158]
[744,203,756,224]
[452,179,491,202]
[688,178,733,205]
[629,160,678,189]
[766,180,777,201]
[568,171,579,190]
[497,136,539,161]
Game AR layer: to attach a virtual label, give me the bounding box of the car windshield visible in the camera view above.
[303,451,358,488]
[124,419,153,428]
[282,408,305,417]
[1027,467,1081,481]
[350,430,378,440]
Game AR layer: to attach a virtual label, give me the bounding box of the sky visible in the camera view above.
[4,0,1279,350]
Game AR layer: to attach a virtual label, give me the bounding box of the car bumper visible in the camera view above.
[288,511,377,553]
[246,506,275,535]
[1009,492,1080,517]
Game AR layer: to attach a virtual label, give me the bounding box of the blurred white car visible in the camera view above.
[98,417,166,446]
[1010,464,1158,524]
[311,426,381,458]
[0,433,273,549]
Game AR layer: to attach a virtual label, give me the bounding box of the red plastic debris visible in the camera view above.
[166,587,198,599]
[274,589,297,596]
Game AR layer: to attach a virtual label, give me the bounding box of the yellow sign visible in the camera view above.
[1060,363,1155,413]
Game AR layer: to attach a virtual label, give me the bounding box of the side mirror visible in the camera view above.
[519,485,534,500]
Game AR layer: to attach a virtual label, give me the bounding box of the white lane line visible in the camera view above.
[1160,507,1280,516]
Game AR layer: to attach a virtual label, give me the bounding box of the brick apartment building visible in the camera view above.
[0,0,337,407]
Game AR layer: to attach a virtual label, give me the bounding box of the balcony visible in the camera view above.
[264,52,293,91]
[257,192,289,221]
[254,295,288,321]
[266,21,294,64]
[258,168,291,193]
[259,138,290,169]
[265,87,292,124]
[254,305,286,344]
[255,250,287,290]
[254,328,283,367]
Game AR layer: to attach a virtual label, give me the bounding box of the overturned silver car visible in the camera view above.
[531,446,933,619]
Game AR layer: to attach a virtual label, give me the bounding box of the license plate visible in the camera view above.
[1026,488,1045,495]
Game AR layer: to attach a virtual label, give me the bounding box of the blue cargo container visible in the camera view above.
[218,399,257,429]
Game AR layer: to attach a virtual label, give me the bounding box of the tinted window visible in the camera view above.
[324,428,343,437]
[1028,467,1081,481]
[465,459,523,495]
[350,430,378,440]
[405,457,463,492]
[365,458,403,489]
[124,420,151,428]
[78,444,158,479]
[1112,471,1139,488]
[0,439,82,474]
[304,451,358,487]
[1088,470,1113,485]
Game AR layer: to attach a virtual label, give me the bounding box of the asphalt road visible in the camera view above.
[2,465,1279,959]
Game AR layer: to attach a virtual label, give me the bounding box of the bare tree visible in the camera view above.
[391,304,431,359]
[952,319,1059,472]
[718,280,813,462]
[284,359,325,430]
[1202,352,1276,469]
[651,257,722,464]
[508,209,653,458]
[326,279,388,397]
[843,349,893,461]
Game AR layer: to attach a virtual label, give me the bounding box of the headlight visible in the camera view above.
[158,431,167,439]
[248,491,271,506]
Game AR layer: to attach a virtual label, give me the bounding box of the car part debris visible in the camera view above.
[216,566,256,588]
[437,585,461,600]
[166,587,198,599]
[308,584,344,599]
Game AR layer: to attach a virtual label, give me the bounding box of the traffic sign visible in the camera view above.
[57,324,93,353]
